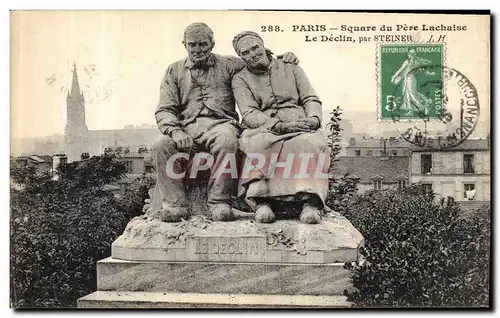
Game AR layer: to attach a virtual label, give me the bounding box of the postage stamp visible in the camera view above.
[378,43,445,120]
[395,65,480,149]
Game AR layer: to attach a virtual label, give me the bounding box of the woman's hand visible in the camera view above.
[275,121,311,134]
[297,117,320,130]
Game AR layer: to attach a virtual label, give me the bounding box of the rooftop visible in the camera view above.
[115,153,148,158]
[15,155,53,164]
[347,136,414,148]
[410,138,489,152]
[335,156,410,183]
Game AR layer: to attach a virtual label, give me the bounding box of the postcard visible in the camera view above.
[10,11,490,309]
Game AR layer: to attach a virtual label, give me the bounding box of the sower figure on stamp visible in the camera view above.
[390,49,435,115]
[151,23,299,222]
[232,31,330,224]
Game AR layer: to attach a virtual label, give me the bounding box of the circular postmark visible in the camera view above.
[388,65,480,149]
[45,62,121,104]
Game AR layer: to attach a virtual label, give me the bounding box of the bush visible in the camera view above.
[118,175,156,220]
[326,173,359,213]
[10,155,146,308]
[343,185,490,308]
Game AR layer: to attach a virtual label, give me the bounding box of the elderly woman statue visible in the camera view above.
[231,31,331,224]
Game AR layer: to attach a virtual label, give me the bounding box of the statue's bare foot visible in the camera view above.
[160,208,190,222]
[300,204,321,224]
[255,204,275,223]
[210,203,233,221]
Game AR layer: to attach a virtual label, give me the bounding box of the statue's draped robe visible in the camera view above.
[232,59,330,209]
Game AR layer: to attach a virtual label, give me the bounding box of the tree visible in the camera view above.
[326,106,342,174]
[325,106,359,213]
[10,154,141,308]
[118,174,156,220]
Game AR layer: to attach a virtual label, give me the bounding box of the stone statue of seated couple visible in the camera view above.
[150,23,330,225]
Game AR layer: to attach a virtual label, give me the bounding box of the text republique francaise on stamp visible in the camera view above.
[377,43,479,149]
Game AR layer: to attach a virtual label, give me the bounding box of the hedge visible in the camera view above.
[342,185,490,308]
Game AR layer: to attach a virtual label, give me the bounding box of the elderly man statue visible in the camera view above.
[152,23,299,222]
[231,31,331,224]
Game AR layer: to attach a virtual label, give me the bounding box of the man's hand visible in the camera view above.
[171,130,193,151]
[277,52,299,65]
[297,117,320,130]
[276,121,311,134]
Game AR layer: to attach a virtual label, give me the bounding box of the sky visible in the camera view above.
[10,11,490,140]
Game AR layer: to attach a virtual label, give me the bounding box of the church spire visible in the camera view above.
[64,61,88,163]
[70,61,81,97]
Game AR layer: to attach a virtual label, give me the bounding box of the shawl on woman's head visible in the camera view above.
[232,31,264,54]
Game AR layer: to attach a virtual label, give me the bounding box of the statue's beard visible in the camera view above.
[190,52,210,66]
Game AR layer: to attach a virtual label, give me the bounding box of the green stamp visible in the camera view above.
[379,43,445,120]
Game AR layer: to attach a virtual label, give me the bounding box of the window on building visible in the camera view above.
[464,183,476,200]
[123,161,133,172]
[422,183,433,194]
[398,179,407,189]
[421,154,432,174]
[463,154,475,174]
[355,150,361,156]
[366,150,373,156]
[373,179,382,190]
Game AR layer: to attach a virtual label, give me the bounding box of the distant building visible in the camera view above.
[336,156,410,193]
[64,63,162,162]
[100,145,154,176]
[52,154,68,180]
[410,139,490,202]
[339,119,353,141]
[345,136,413,157]
[12,135,65,158]
[86,129,160,156]
[64,63,90,162]
[13,155,54,174]
[115,152,151,176]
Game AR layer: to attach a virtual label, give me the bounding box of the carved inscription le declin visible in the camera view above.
[192,237,263,257]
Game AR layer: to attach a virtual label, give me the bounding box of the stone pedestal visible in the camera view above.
[78,212,363,308]
[77,292,350,308]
